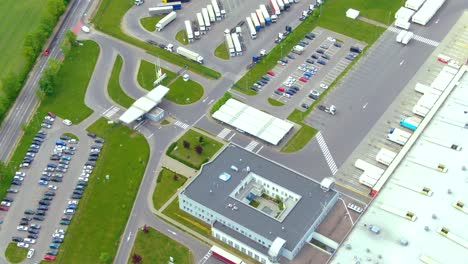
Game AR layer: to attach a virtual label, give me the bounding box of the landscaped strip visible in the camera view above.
[128,227,193,264]
[140,16,163,32]
[166,77,204,105]
[268,98,285,106]
[4,243,27,263]
[210,92,232,114]
[137,60,177,90]
[54,118,149,263]
[214,42,229,60]
[153,168,187,210]
[92,0,221,79]
[108,55,135,108]
[176,29,189,45]
[166,129,224,170]
[281,123,318,152]
[163,198,211,237]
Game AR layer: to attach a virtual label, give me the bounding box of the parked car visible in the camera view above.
[87,132,97,138]
[24,238,36,244]
[94,138,104,144]
[17,225,29,231]
[301,103,310,109]
[47,112,56,118]
[317,60,327,65]
[12,237,23,242]
[309,90,320,100]
[47,250,58,256]
[24,209,35,215]
[27,248,35,259]
[316,49,325,54]
[60,220,71,225]
[62,119,72,126]
[334,42,342,48]
[17,242,29,249]
[266,70,275,76]
[44,255,56,261]
[33,216,45,221]
[41,123,51,129]
[28,234,39,239]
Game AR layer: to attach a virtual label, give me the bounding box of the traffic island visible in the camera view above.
[167,77,204,105]
[175,30,189,45]
[139,16,164,32]
[214,42,229,60]
[5,243,27,263]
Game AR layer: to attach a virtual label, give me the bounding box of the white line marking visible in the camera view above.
[399,60,405,66]
[435,19,439,24]
[148,133,154,139]
[316,132,338,175]
[192,114,206,126]
[168,229,177,236]
[227,133,236,141]
[362,102,368,109]
[208,99,215,105]
[202,97,209,103]
[256,145,264,154]
[127,232,132,241]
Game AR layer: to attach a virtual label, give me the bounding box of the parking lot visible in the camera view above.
[0,114,104,262]
[239,27,366,119]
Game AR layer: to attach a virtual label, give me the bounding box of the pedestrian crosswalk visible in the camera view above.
[316,132,338,175]
[245,140,259,152]
[388,26,439,47]
[198,250,212,264]
[217,128,231,139]
[174,120,189,129]
[102,106,119,118]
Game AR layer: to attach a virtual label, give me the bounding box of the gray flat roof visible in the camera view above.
[182,144,337,251]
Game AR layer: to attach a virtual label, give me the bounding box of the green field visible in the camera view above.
[268,98,285,106]
[0,0,46,84]
[163,198,211,237]
[128,227,193,264]
[137,60,178,90]
[153,168,187,210]
[281,123,318,152]
[54,118,149,263]
[167,129,223,169]
[140,16,163,32]
[176,30,189,45]
[4,243,27,263]
[214,42,229,60]
[92,0,221,79]
[166,77,204,105]
[108,55,134,108]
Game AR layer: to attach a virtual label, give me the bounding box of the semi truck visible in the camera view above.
[207,5,216,22]
[202,8,211,30]
[192,21,200,40]
[400,116,421,131]
[184,20,194,43]
[276,0,285,11]
[270,0,281,16]
[251,13,261,31]
[211,0,222,21]
[246,17,256,39]
[156,11,177,31]
[225,33,235,57]
[405,0,426,10]
[395,19,411,30]
[259,5,271,25]
[176,47,204,64]
[157,2,182,10]
[148,7,173,16]
[387,128,412,146]
[196,13,206,34]
[256,9,266,27]
[232,33,242,56]
[375,148,397,166]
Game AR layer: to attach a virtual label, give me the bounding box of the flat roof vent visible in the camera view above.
[219,172,231,182]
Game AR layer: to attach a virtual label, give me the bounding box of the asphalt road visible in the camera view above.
[0,0,87,162]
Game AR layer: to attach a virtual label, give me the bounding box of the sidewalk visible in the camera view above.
[357,16,389,28]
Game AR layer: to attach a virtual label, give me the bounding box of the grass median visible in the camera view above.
[128,227,193,264]
[137,60,177,90]
[92,0,221,79]
[108,55,134,108]
[166,77,204,105]
[54,118,149,263]
[268,98,284,106]
[140,16,163,32]
[4,243,27,263]
[153,168,187,210]
[176,30,189,45]
[214,42,229,60]
[163,198,211,237]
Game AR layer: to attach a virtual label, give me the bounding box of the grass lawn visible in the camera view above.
[167,77,204,105]
[45,40,98,123]
[140,16,163,32]
[62,133,79,140]
[0,0,46,83]
[108,55,134,108]
[281,123,318,152]
[153,168,187,210]
[161,119,170,125]
[214,42,229,60]
[176,29,189,45]
[54,118,149,263]
[4,243,27,263]
[210,92,232,114]
[128,227,193,264]
[137,60,177,90]
[92,0,221,79]
[167,129,224,169]
[268,98,285,106]
[163,198,211,237]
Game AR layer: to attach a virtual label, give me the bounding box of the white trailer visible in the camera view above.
[270,0,281,16]
[148,6,173,16]
[395,19,411,30]
[359,172,379,188]
[396,30,408,43]
[156,11,177,31]
[207,5,216,23]
[387,127,412,146]
[225,33,235,57]
[375,148,397,166]
[256,9,265,27]
[196,13,206,34]
[176,47,204,64]
[395,7,415,21]
[276,0,285,11]
[405,0,426,10]
[354,159,385,176]
[246,17,257,39]
[260,5,271,25]
[412,0,446,26]
[231,33,242,56]
[251,13,261,31]
[401,31,414,44]
[202,8,211,30]
[211,0,221,21]
[184,20,194,43]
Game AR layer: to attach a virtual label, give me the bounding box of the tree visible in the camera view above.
[198,136,204,144]
[142,225,149,233]
[195,145,203,155]
[183,140,190,149]
[2,73,21,100]
[132,253,142,264]
[99,252,111,264]
[39,59,61,95]
[173,174,179,181]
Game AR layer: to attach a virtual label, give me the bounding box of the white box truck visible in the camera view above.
[405,0,426,10]
[225,33,235,56]
[196,13,206,34]
[156,11,176,31]
[246,17,257,39]
[148,6,173,16]
[375,148,397,166]
[202,8,211,30]
[395,19,411,30]
[256,9,266,27]
[211,0,221,21]
[401,31,414,44]
[232,33,242,56]
[207,5,216,22]
[176,47,204,64]
[276,0,285,11]
[184,20,194,43]
[270,0,281,16]
[387,128,412,146]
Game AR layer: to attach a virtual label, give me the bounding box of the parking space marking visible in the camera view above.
[245,140,259,152]
[316,132,338,175]
[217,128,231,139]
[174,120,189,130]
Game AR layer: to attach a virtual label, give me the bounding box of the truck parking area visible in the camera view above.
[0,117,103,262]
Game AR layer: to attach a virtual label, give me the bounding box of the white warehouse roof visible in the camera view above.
[119,85,169,124]
[212,99,293,145]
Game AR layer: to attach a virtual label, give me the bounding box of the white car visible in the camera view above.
[24,238,36,244]
[45,116,55,122]
[17,225,28,231]
[1,201,11,207]
[15,171,25,177]
[78,177,89,182]
[68,200,78,205]
[62,119,72,126]
[81,25,91,33]
[327,36,336,42]
[17,242,29,249]
[55,229,66,234]
[48,185,58,190]
[320,83,329,89]
[52,233,64,239]
[27,248,35,259]
[13,176,24,181]
[64,209,75,215]
[69,139,78,144]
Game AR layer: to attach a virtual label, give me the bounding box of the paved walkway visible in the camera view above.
[357,16,389,28]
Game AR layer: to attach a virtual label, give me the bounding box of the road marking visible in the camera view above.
[133,120,146,130]
[362,102,368,109]
[227,133,236,141]
[217,128,231,139]
[127,231,132,242]
[103,106,119,118]
[435,19,439,24]
[198,250,213,264]
[174,120,189,129]
[148,132,154,139]
[245,140,259,151]
[256,145,264,154]
[316,132,338,175]
[192,114,206,126]
[202,97,209,103]
[399,60,405,66]
[167,229,177,236]
[208,99,215,105]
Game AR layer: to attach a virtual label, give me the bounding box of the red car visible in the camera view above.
[277,87,285,92]
[0,205,9,211]
[47,112,56,118]
[43,49,50,56]
[299,77,308,83]
[267,70,275,76]
[44,255,56,261]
